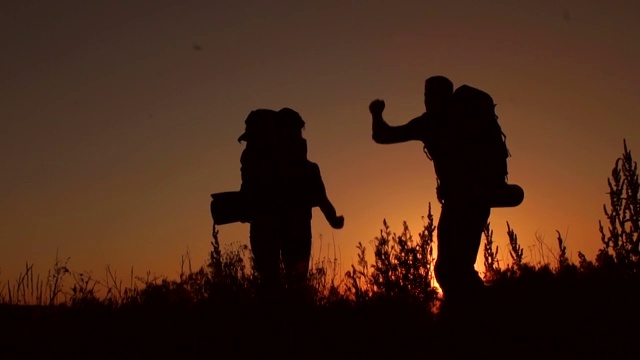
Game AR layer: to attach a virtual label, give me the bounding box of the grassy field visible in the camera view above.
[1,140,639,359]
[2,218,639,359]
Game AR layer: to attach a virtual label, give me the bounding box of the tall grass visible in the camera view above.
[1,139,638,310]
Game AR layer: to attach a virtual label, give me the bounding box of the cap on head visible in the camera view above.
[237,109,278,143]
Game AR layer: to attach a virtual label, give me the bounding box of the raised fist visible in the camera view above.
[369,99,385,115]
[330,215,344,230]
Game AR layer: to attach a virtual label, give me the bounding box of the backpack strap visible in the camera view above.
[423,144,433,161]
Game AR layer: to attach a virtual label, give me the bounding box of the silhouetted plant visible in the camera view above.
[556,230,570,271]
[69,271,100,307]
[308,237,346,304]
[344,241,370,301]
[5,263,37,305]
[507,222,524,270]
[483,222,500,280]
[599,139,640,273]
[46,251,71,305]
[210,224,224,277]
[137,277,194,307]
[204,225,256,299]
[348,204,437,302]
[577,251,595,273]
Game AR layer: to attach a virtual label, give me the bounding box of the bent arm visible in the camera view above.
[318,195,344,229]
[318,194,337,221]
[372,113,424,144]
[309,163,344,229]
[311,165,336,218]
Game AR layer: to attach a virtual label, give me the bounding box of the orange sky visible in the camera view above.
[1,1,639,284]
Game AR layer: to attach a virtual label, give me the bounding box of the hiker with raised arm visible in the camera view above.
[369,75,523,316]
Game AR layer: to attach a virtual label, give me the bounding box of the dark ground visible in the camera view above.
[2,280,640,360]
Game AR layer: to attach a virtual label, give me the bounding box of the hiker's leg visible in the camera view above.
[249,218,282,292]
[458,204,491,290]
[435,202,490,299]
[281,219,312,294]
[434,203,458,297]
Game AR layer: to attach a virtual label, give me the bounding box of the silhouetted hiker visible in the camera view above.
[238,107,344,301]
[370,75,523,316]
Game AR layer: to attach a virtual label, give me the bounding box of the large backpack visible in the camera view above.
[435,85,523,207]
[237,107,310,216]
[238,107,307,173]
[451,85,510,183]
[237,108,305,150]
[210,108,308,225]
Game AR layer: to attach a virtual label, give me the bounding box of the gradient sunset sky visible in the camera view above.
[1,1,639,282]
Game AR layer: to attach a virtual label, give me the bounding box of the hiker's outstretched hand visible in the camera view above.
[329,215,344,229]
[369,99,385,116]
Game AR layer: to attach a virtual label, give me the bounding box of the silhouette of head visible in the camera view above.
[238,109,278,143]
[424,76,454,113]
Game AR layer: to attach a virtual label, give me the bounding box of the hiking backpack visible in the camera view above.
[427,85,523,207]
[237,108,306,150]
[210,108,308,225]
[238,107,307,173]
[237,107,310,215]
[450,84,511,184]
